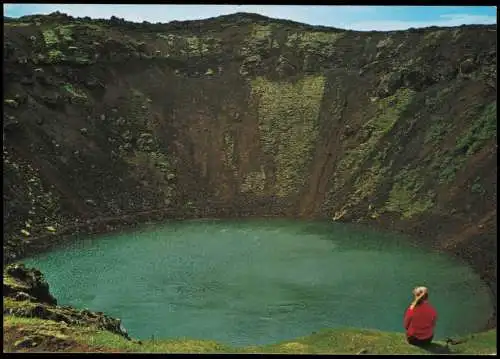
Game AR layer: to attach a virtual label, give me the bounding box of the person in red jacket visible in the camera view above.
[404,286,438,346]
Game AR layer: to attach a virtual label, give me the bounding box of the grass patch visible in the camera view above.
[80,330,232,353]
[251,328,497,355]
[5,315,48,326]
[3,314,496,354]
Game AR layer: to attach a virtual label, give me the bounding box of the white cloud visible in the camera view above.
[343,13,497,31]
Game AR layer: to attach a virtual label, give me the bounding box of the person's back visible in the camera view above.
[404,286,438,346]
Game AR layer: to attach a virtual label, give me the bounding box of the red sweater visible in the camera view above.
[404,301,438,339]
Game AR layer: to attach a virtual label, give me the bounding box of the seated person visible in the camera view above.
[404,286,438,346]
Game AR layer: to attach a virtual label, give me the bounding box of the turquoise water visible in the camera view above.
[23,219,493,347]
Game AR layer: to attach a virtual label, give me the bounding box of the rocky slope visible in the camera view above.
[3,264,131,342]
[3,12,497,325]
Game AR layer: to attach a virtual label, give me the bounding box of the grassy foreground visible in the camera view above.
[3,315,496,354]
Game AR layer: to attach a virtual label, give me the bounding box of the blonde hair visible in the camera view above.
[413,286,428,297]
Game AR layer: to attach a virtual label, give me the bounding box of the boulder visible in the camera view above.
[459,58,476,75]
[14,335,43,349]
[4,264,131,341]
[13,291,37,302]
[4,263,57,305]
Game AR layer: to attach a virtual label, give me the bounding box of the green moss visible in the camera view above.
[455,101,496,156]
[241,168,266,194]
[125,89,151,131]
[240,25,274,56]
[223,132,236,171]
[57,25,73,42]
[348,163,391,210]
[4,297,35,311]
[124,151,175,204]
[384,167,435,219]
[286,31,344,52]
[42,25,73,52]
[423,87,457,146]
[150,151,171,173]
[471,177,486,195]
[424,120,449,145]
[156,34,221,57]
[137,133,155,152]
[3,154,63,242]
[3,277,30,292]
[370,88,415,133]
[185,36,210,55]
[251,75,325,197]
[43,30,58,47]
[62,84,87,99]
[434,154,465,184]
[251,24,273,42]
[335,88,415,191]
[47,49,64,62]
[425,102,495,186]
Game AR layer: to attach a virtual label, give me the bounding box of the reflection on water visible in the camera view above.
[24,219,493,347]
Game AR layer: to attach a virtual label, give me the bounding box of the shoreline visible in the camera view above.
[3,209,497,334]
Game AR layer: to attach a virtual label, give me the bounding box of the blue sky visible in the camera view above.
[3,4,497,31]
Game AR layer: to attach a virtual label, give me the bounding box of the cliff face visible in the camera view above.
[3,12,497,313]
[3,263,131,346]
